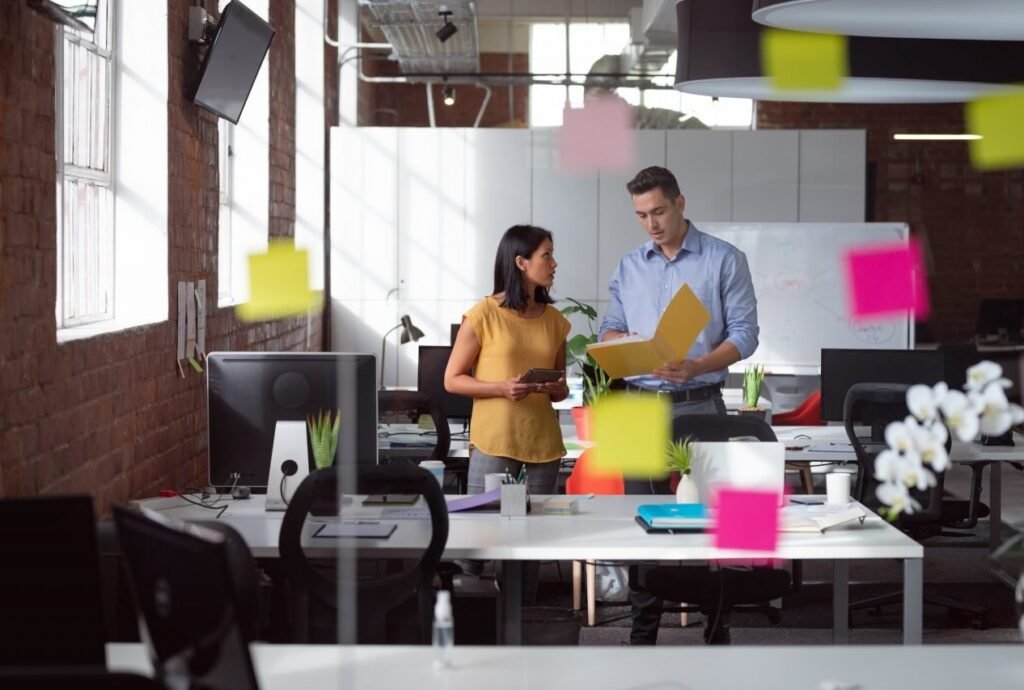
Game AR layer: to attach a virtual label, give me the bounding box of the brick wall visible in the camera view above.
[0,0,328,513]
[757,102,1024,342]
[359,53,529,127]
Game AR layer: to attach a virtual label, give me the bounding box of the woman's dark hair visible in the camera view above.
[493,224,555,311]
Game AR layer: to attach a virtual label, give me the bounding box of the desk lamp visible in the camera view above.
[380,314,424,388]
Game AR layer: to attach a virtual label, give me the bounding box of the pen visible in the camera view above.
[517,466,526,484]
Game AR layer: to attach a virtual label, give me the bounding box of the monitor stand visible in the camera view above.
[266,421,310,512]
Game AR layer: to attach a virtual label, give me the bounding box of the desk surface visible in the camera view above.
[138,494,921,562]
[106,643,1024,690]
[776,426,1024,463]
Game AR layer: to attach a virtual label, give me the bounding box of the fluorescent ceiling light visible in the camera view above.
[752,0,1024,41]
[892,134,982,141]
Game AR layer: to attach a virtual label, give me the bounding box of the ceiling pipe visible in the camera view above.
[473,83,492,128]
[426,82,437,127]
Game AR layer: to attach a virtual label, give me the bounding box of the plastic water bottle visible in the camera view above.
[432,590,454,668]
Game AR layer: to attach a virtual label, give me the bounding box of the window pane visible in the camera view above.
[61,178,113,323]
[63,38,108,172]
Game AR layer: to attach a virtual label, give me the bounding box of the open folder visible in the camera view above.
[586,284,711,379]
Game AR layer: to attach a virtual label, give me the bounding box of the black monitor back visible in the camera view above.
[0,495,106,668]
[207,352,378,489]
[112,506,259,690]
[417,346,472,421]
[820,348,945,422]
[450,323,460,345]
[975,298,1024,342]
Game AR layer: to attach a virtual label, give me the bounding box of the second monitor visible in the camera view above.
[820,348,945,422]
[417,345,473,423]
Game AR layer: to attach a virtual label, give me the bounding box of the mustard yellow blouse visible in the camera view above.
[464,296,571,463]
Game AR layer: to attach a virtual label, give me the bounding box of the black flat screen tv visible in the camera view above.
[192,1,274,124]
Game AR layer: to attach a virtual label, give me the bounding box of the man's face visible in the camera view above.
[631,188,686,248]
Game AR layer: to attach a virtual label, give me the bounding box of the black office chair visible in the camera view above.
[378,390,464,492]
[0,495,107,668]
[0,670,166,689]
[626,414,792,644]
[844,383,988,627]
[279,464,449,643]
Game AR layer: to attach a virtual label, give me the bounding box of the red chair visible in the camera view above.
[565,450,623,625]
[772,390,823,426]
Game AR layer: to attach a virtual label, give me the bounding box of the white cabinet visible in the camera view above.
[798,130,866,222]
[732,130,800,222]
[532,129,600,302]
[667,130,733,222]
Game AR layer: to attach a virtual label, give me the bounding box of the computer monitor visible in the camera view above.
[450,323,460,345]
[112,505,258,690]
[975,298,1024,343]
[820,348,945,422]
[417,345,472,422]
[207,352,377,489]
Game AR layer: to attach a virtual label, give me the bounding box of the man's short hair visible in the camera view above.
[625,166,682,199]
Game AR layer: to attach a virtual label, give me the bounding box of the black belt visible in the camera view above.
[624,383,723,403]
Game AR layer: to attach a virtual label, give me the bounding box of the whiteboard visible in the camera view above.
[700,223,913,375]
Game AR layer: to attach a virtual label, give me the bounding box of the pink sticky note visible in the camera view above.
[844,238,930,320]
[559,96,635,172]
[712,488,779,552]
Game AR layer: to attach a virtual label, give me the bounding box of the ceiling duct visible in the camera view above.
[361,0,480,75]
[621,0,676,75]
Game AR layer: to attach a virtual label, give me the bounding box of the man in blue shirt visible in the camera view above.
[599,166,759,645]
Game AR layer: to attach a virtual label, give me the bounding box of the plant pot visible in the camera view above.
[738,407,767,420]
[675,474,699,503]
[571,406,591,441]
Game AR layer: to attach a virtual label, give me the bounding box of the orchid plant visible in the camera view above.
[876,361,1024,519]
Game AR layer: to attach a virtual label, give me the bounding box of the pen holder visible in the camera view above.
[500,483,529,517]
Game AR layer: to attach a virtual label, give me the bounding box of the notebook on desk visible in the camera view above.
[636,503,709,531]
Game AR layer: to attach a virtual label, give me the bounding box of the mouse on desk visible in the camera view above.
[232,486,251,500]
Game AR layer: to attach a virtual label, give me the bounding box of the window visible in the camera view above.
[218,119,234,304]
[56,0,114,327]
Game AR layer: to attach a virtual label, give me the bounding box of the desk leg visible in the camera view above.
[832,560,849,644]
[903,559,922,645]
[990,462,1003,552]
[498,560,523,645]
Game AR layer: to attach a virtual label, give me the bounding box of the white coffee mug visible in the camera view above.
[419,460,445,488]
[484,472,506,493]
[826,472,851,505]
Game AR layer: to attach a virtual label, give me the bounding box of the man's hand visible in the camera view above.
[653,359,703,384]
[601,330,631,342]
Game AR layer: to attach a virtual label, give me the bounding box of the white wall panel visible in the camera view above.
[799,130,866,222]
[732,130,799,222]
[667,131,733,223]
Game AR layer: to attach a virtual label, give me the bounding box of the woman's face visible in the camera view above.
[518,238,557,291]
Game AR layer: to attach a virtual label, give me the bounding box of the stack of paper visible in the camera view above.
[781,506,866,533]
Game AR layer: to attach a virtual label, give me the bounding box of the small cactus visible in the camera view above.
[307,409,341,469]
[743,364,765,409]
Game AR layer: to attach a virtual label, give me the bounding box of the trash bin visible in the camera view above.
[522,607,581,646]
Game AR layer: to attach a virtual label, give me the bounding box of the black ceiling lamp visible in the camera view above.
[674,0,1024,103]
[436,8,457,43]
[751,0,1024,41]
[442,85,455,106]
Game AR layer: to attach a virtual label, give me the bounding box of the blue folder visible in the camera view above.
[636,503,710,529]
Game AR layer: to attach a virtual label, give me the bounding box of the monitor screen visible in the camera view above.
[113,506,258,690]
[207,352,377,489]
[417,346,472,421]
[975,298,1024,342]
[192,1,274,124]
[450,323,460,345]
[820,348,945,422]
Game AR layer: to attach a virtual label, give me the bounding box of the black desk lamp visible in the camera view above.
[380,314,424,388]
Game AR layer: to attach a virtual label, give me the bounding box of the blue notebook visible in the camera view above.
[636,503,710,529]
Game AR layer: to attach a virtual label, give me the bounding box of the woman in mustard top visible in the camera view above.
[444,224,571,496]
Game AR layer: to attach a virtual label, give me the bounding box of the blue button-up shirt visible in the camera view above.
[598,222,759,390]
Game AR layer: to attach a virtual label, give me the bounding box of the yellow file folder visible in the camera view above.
[585,284,711,379]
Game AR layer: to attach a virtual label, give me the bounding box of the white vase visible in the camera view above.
[675,474,699,504]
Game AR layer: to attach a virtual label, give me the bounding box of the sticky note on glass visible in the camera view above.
[844,238,930,320]
[712,488,779,552]
[761,29,847,91]
[590,393,669,478]
[236,240,320,322]
[966,89,1024,171]
[559,96,636,172]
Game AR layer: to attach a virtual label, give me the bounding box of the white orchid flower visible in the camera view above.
[910,423,949,472]
[939,389,981,442]
[969,383,1017,437]
[907,384,942,424]
[884,420,915,455]
[877,481,921,515]
[874,449,903,483]
[1011,404,1024,426]
[965,361,1005,392]
[897,453,936,491]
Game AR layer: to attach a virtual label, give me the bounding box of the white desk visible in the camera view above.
[138,493,923,645]
[777,426,1024,550]
[106,643,1024,690]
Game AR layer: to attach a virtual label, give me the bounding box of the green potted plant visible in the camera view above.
[559,298,612,440]
[667,437,699,503]
[740,364,767,419]
[307,409,341,470]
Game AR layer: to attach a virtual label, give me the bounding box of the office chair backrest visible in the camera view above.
[279,464,449,643]
[378,389,451,461]
[624,414,778,495]
[843,383,945,522]
[0,495,106,668]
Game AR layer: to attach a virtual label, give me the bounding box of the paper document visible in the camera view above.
[781,506,866,533]
[586,284,711,379]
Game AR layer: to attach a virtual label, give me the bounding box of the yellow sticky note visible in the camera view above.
[590,393,670,479]
[966,89,1024,171]
[236,239,321,322]
[761,29,847,92]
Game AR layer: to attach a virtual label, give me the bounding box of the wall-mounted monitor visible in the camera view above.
[192,1,274,124]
